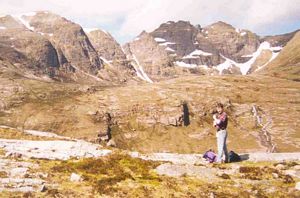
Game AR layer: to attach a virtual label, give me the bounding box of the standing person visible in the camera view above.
[213,103,228,163]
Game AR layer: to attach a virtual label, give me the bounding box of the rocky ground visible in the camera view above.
[0,128,299,197]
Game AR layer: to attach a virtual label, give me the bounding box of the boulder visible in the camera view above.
[106,139,116,147]
[70,173,82,182]
[10,167,28,178]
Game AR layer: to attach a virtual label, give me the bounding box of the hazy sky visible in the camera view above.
[1,0,300,44]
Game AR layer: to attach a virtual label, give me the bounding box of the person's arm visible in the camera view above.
[215,113,227,128]
[213,114,218,127]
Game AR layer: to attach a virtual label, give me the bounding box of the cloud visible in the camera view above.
[244,0,300,32]
[119,0,300,37]
[0,0,299,43]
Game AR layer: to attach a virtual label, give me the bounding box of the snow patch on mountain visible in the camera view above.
[165,47,175,52]
[84,28,108,35]
[100,57,113,65]
[240,32,247,36]
[132,55,153,83]
[254,51,280,72]
[183,49,212,59]
[13,13,36,31]
[159,42,176,46]
[0,26,6,30]
[83,28,98,33]
[215,56,234,74]
[242,54,253,58]
[175,61,197,68]
[215,42,282,75]
[154,37,166,42]
[238,42,282,75]
[38,32,53,36]
[270,46,282,51]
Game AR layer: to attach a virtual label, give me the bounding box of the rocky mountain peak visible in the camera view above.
[23,11,103,76]
[86,29,126,61]
[205,21,235,30]
[150,20,199,57]
[200,21,260,63]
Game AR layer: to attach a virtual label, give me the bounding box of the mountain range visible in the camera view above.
[0,11,299,84]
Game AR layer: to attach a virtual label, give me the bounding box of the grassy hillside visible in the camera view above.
[0,72,299,153]
[258,31,300,81]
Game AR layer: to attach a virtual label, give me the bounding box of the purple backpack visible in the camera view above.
[203,150,216,163]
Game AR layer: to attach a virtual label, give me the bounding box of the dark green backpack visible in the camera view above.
[228,151,241,162]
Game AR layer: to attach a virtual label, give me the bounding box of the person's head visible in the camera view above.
[216,103,224,114]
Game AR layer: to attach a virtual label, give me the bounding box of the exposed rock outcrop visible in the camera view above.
[123,31,173,80]
[86,29,126,63]
[0,12,107,83]
[202,21,260,63]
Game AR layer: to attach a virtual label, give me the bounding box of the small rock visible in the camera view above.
[70,173,82,182]
[38,172,48,179]
[10,167,28,178]
[284,170,297,177]
[100,135,109,142]
[272,173,279,179]
[296,182,300,191]
[265,187,276,194]
[293,165,300,170]
[217,173,230,179]
[106,139,116,147]
[283,175,294,184]
[130,152,139,158]
[40,184,47,192]
[275,164,285,170]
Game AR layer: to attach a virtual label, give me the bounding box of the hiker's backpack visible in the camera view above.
[203,150,216,163]
[228,151,241,162]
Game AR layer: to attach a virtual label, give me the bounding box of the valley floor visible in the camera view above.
[0,73,299,197]
[0,129,299,197]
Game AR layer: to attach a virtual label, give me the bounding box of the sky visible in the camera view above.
[1,0,300,44]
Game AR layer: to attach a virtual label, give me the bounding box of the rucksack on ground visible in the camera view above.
[228,150,241,162]
[203,149,216,163]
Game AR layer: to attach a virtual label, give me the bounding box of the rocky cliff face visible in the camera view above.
[1,11,298,83]
[123,31,174,81]
[201,21,260,63]
[26,12,102,74]
[0,14,60,79]
[0,12,138,83]
[123,20,267,79]
[151,21,221,67]
[124,21,299,80]
[86,29,126,63]
[0,12,141,84]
